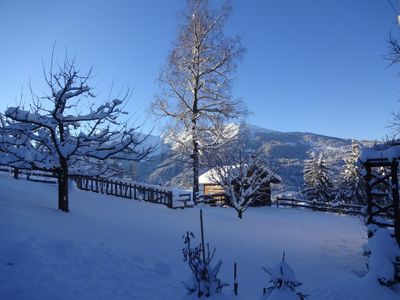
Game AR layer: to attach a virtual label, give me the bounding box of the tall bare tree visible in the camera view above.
[0,56,153,212]
[152,0,245,203]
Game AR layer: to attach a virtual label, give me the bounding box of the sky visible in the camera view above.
[0,0,399,141]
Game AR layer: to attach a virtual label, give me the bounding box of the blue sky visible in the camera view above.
[0,0,399,140]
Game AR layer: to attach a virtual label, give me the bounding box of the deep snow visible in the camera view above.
[0,174,399,299]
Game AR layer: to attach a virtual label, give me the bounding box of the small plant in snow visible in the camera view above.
[182,231,227,297]
[262,252,307,300]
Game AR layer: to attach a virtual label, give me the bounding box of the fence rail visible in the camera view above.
[275,197,364,216]
[72,176,173,208]
[0,166,173,208]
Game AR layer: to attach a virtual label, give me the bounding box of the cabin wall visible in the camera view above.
[203,182,272,206]
[204,184,224,195]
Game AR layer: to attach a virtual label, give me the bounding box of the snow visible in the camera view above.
[0,174,399,299]
[364,225,400,285]
[360,145,400,162]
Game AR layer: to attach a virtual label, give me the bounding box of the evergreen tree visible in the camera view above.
[337,140,367,204]
[302,152,334,202]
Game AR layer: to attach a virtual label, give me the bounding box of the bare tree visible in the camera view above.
[386,33,400,137]
[206,130,276,219]
[152,0,246,203]
[0,56,153,212]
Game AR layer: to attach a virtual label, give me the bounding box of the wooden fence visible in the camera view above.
[0,167,57,184]
[0,167,173,208]
[275,197,364,216]
[72,176,173,208]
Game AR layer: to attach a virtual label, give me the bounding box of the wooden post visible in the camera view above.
[365,162,373,227]
[200,209,206,262]
[168,191,173,208]
[233,262,238,295]
[391,161,400,245]
[13,168,19,179]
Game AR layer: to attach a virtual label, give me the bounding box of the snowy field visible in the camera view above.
[0,173,399,300]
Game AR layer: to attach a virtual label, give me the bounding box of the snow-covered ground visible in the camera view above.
[0,173,399,300]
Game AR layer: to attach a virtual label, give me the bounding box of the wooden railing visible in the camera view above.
[71,176,173,208]
[198,193,227,206]
[275,197,364,216]
[174,192,227,207]
[0,167,173,208]
[0,167,57,184]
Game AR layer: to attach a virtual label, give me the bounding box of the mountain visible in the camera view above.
[133,125,372,194]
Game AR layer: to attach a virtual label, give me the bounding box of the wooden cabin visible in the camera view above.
[199,167,280,206]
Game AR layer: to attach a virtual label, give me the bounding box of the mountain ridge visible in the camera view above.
[134,124,373,193]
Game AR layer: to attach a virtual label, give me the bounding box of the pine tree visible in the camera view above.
[302,152,334,202]
[337,140,367,204]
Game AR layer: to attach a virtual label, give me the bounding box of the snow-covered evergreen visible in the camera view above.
[337,140,367,204]
[302,152,334,202]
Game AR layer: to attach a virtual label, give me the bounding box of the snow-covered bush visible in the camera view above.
[363,225,400,286]
[262,252,307,300]
[182,231,227,297]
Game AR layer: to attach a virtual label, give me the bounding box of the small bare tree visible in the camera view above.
[0,56,153,212]
[152,0,246,203]
[206,131,276,219]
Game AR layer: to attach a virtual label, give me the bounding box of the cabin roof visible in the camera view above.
[360,144,400,164]
[199,166,281,185]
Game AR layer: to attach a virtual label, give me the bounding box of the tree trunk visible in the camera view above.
[237,209,243,219]
[192,117,199,205]
[58,159,69,212]
[13,168,19,179]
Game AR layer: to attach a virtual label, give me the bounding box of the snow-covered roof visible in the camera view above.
[199,166,280,184]
[360,144,400,163]
[199,168,223,184]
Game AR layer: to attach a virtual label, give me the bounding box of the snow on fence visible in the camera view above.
[72,175,174,208]
[0,166,182,208]
[275,196,364,216]
[0,167,57,184]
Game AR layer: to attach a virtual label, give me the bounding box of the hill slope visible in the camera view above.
[136,125,369,192]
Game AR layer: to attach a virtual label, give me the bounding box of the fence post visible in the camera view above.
[234,262,238,295]
[168,191,173,208]
[13,168,19,179]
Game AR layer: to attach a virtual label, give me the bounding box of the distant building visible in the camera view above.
[199,167,280,206]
